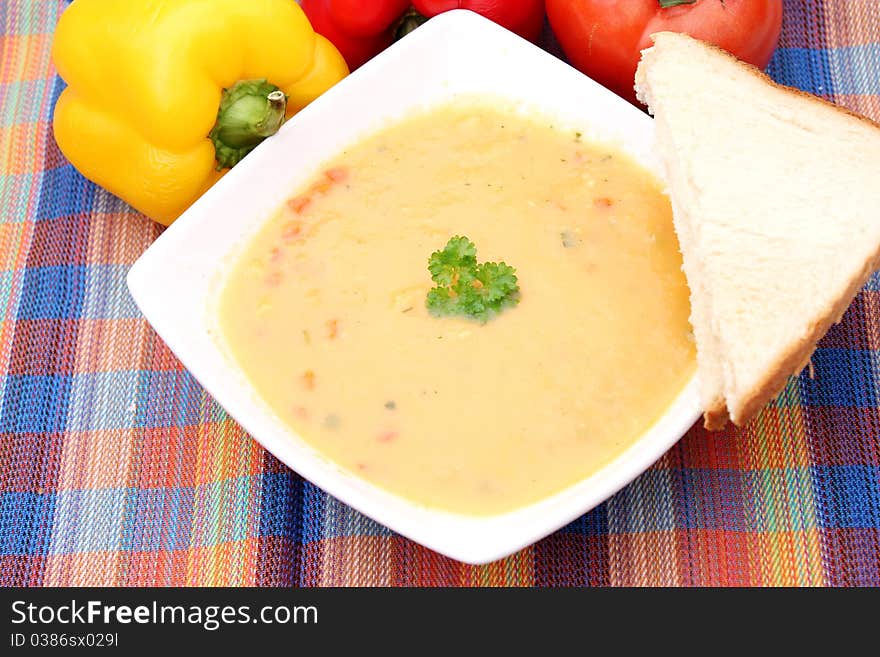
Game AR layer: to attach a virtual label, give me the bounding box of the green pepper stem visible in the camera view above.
[658,0,697,7]
[209,79,287,169]
[394,8,428,41]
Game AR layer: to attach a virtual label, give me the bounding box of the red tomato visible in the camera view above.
[546,0,783,104]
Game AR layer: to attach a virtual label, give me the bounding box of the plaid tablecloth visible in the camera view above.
[2,0,879,587]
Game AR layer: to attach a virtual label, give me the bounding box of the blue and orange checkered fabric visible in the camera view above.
[1,0,879,586]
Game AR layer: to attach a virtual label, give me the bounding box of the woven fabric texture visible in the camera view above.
[1,0,879,586]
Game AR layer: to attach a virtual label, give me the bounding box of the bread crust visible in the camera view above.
[703,401,729,431]
[643,32,880,134]
[730,245,880,426]
[638,32,880,430]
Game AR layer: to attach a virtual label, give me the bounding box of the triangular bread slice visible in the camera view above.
[635,32,880,430]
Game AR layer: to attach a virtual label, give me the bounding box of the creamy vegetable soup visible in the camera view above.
[218,101,694,515]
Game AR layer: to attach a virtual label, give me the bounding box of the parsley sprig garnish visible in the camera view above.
[426,236,520,322]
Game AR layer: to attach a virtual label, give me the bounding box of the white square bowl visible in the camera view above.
[127,9,700,564]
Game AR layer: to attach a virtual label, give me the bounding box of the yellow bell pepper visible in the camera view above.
[52,0,349,225]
